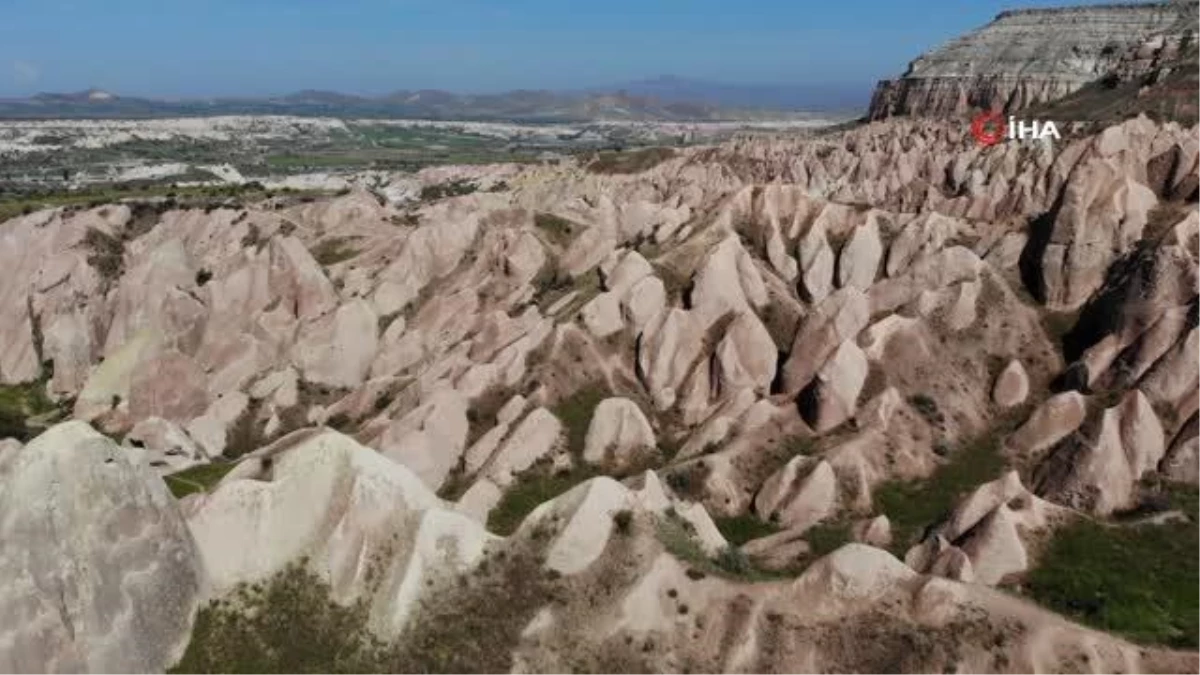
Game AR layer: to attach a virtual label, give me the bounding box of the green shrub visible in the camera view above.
[171,561,385,673]
[420,180,478,201]
[552,385,607,459]
[776,435,815,459]
[655,513,780,582]
[0,380,60,442]
[532,212,578,246]
[804,520,853,558]
[486,467,596,536]
[221,400,265,459]
[714,546,752,576]
[163,461,239,499]
[311,236,359,266]
[465,384,517,448]
[239,222,262,249]
[530,259,572,299]
[713,514,780,546]
[83,227,124,281]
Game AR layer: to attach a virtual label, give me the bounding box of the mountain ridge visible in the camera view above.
[869,0,1197,119]
[0,84,835,122]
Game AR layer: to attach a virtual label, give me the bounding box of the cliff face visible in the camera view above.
[868,2,1196,119]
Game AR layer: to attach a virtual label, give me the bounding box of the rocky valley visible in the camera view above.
[0,2,1197,674]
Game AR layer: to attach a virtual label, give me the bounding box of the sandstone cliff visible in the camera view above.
[868,1,1196,119]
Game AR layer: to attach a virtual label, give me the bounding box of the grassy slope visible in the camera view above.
[485,386,607,535]
[1025,483,1199,648]
[874,427,1008,554]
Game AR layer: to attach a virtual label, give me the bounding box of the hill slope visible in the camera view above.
[868,1,1197,119]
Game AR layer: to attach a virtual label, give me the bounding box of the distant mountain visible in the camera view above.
[31,88,119,103]
[278,90,370,106]
[605,75,871,114]
[0,86,824,122]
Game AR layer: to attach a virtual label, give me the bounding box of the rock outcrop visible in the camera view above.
[868,2,1194,119]
[992,359,1030,408]
[186,428,493,636]
[1035,390,1166,515]
[0,422,201,673]
[582,397,656,469]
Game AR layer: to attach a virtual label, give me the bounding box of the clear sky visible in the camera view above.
[0,0,1147,98]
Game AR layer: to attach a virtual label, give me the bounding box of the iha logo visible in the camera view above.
[970,111,1061,146]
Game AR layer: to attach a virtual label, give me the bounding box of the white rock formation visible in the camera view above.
[0,422,201,673]
[186,429,494,636]
[583,397,656,468]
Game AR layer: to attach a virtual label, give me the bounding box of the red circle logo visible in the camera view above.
[970,111,1007,146]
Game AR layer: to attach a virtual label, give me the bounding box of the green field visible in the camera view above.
[1025,483,1199,648]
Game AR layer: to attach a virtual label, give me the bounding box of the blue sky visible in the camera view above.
[0,0,1141,98]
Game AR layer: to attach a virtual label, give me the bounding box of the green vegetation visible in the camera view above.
[0,380,59,442]
[171,561,381,673]
[0,182,323,223]
[264,154,369,169]
[533,264,601,318]
[483,386,608,535]
[803,520,853,559]
[530,259,572,302]
[532,212,580,247]
[713,545,753,576]
[585,147,676,174]
[486,466,597,536]
[1041,310,1081,346]
[220,400,269,460]
[652,261,692,303]
[772,434,815,460]
[874,428,1007,553]
[311,236,360,266]
[419,179,478,201]
[83,227,125,280]
[172,543,568,673]
[384,546,557,673]
[1021,47,1199,127]
[463,384,516,449]
[1026,485,1198,648]
[662,461,711,502]
[553,385,607,458]
[654,512,779,582]
[713,514,780,546]
[163,461,239,498]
